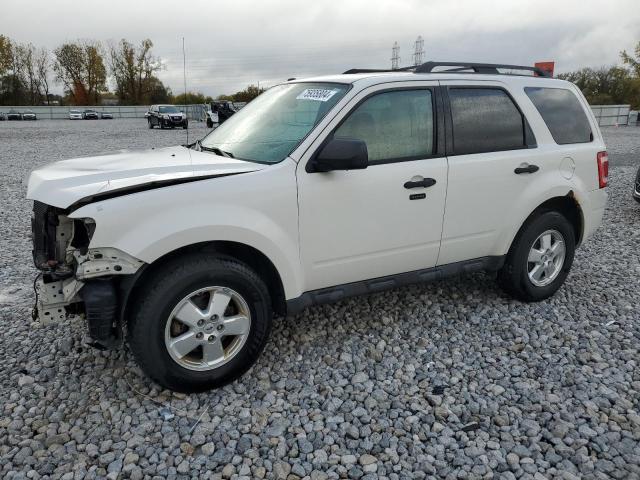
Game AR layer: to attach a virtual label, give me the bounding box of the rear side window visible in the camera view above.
[448,88,530,155]
[525,87,592,144]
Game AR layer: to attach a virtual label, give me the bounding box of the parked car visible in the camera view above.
[147,105,188,129]
[7,109,22,120]
[27,61,608,392]
[83,109,99,120]
[633,166,640,203]
[205,101,237,128]
[22,110,37,120]
[69,110,83,120]
[101,112,113,119]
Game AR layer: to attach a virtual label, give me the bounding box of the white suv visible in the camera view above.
[27,62,608,392]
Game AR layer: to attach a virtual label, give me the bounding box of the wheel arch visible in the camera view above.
[508,192,584,256]
[119,241,287,328]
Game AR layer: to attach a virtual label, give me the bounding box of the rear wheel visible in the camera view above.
[128,254,272,392]
[498,211,575,302]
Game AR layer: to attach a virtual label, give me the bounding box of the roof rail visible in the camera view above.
[415,61,551,77]
[343,61,552,78]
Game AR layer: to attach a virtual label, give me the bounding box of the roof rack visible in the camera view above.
[343,61,552,78]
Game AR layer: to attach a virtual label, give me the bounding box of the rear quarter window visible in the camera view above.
[524,87,592,144]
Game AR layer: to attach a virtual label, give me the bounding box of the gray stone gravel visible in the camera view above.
[1,119,639,479]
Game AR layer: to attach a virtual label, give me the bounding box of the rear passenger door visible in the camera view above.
[437,81,540,265]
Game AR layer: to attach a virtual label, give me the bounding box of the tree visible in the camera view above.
[35,48,51,105]
[0,35,11,76]
[109,38,165,105]
[621,41,640,77]
[216,84,265,103]
[54,40,107,105]
[232,84,265,102]
[173,91,207,104]
[558,65,640,108]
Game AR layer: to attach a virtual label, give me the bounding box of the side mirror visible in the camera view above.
[309,137,368,173]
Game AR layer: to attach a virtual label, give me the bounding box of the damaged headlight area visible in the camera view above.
[31,201,144,347]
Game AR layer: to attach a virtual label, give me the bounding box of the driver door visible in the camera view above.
[296,82,448,292]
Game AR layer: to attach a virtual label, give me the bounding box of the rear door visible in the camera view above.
[437,81,541,265]
[296,82,448,291]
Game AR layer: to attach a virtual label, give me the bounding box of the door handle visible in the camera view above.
[514,164,539,174]
[404,178,437,189]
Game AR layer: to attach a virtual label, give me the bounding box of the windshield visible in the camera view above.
[200,82,349,163]
[159,105,180,113]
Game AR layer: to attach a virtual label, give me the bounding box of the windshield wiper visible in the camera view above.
[199,144,235,158]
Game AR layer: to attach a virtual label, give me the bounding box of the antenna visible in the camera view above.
[391,41,400,70]
[182,37,189,145]
[413,36,424,66]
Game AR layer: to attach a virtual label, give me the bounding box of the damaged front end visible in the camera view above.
[31,201,144,347]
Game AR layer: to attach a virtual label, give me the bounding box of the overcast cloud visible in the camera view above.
[2,0,639,97]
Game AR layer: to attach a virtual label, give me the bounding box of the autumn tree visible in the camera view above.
[54,40,107,105]
[109,38,166,104]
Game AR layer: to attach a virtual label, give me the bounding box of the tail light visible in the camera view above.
[597,151,608,188]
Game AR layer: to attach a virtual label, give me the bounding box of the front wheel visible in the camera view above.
[128,254,272,392]
[498,211,575,302]
[148,119,153,129]
[206,119,213,128]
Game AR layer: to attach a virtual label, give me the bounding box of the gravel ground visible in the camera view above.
[1,119,639,480]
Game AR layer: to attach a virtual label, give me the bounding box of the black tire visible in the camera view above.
[148,119,153,129]
[127,254,272,392]
[497,211,575,302]
[206,119,213,128]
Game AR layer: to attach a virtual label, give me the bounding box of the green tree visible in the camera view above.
[173,91,207,104]
[621,41,640,76]
[558,65,640,108]
[232,84,265,102]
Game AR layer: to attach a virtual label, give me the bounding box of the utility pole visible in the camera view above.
[413,36,424,66]
[391,42,400,70]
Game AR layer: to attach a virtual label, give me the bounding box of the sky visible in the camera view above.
[2,0,639,97]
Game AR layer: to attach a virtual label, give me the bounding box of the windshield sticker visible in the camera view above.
[296,88,339,102]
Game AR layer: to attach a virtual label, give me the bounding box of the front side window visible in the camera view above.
[525,87,592,144]
[201,82,349,163]
[449,88,528,155]
[334,89,434,164]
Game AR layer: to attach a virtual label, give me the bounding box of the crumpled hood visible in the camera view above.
[27,145,267,209]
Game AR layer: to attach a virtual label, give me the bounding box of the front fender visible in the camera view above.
[70,161,302,298]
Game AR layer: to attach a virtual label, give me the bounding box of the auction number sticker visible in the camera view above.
[296,88,339,102]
